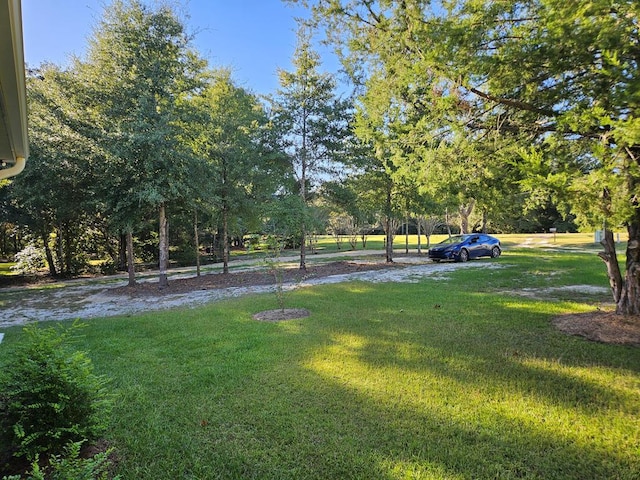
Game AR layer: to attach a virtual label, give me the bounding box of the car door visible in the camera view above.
[477,235,491,257]
[467,235,483,258]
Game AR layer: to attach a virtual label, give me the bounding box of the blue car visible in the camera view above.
[428,234,501,262]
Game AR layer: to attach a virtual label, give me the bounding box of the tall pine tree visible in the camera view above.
[269,27,350,269]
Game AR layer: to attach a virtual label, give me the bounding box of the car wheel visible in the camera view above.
[457,249,469,262]
[491,246,501,258]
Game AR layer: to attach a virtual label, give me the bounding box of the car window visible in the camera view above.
[439,235,466,244]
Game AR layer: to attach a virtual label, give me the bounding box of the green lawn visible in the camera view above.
[0,246,638,479]
[0,262,16,276]
[237,231,613,259]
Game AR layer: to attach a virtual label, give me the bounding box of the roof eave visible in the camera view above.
[0,0,29,180]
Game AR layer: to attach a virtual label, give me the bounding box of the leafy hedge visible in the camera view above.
[0,322,113,464]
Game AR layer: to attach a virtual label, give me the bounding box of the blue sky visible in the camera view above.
[22,0,340,95]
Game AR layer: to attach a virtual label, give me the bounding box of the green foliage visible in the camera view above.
[303,0,640,310]
[187,69,288,270]
[7,65,103,277]
[262,234,288,311]
[271,26,350,185]
[2,441,118,480]
[70,0,209,284]
[11,245,45,275]
[0,322,113,462]
[82,0,205,211]
[98,261,119,276]
[270,26,352,266]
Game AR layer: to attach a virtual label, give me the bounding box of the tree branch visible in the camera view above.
[464,85,557,117]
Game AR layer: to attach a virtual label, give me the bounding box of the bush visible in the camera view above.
[0,322,113,463]
[98,261,119,276]
[11,246,45,275]
[169,247,196,267]
[2,441,119,480]
[66,251,91,276]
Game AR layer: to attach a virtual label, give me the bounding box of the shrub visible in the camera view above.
[0,322,113,463]
[11,246,45,275]
[169,247,196,267]
[1,441,119,480]
[98,261,119,276]
[66,251,91,276]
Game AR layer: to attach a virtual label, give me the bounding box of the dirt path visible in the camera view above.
[0,253,497,328]
[2,249,637,346]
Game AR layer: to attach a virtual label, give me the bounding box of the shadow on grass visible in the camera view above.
[309,282,636,471]
[27,274,638,479]
[181,283,639,479]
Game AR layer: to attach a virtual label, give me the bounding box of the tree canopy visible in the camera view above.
[291,0,640,313]
[4,0,637,312]
[269,26,351,269]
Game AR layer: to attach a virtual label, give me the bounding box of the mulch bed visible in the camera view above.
[552,311,640,346]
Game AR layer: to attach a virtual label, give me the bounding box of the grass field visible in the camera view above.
[0,262,16,276]
[239,232,616,259]
[0,239,638,479]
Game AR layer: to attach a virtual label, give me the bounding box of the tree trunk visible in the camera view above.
[63,224,73,275]
[417,219,422,255]
[222,203,230,275]
[384,178,394,263]
[384,216,395,263]
[481,208,488,233]
[615,147,640,315]
[299,170,307,270]
[126,230,136,287]
[614,222,640,315]
[194,210,201,277]
[598,224,640,315]
[41,228,57,277]
[459,199,475,234]
[598,229,623,305]
[56,226,64,275]
[299,226,307,270]
[405,214,409,254]
[299,105,308,271]
[118,233,127,271]
[158,203,169,288]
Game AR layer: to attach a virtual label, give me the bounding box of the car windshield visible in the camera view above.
[437,235,467,245]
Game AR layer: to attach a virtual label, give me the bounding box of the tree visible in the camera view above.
[299,0,640,315]
[78,0,205,288]
[352,90,416,261]
[189,70,287,273]
[9,65,102,277]
[417,215,442,252]
[348,158,404,262]
[269,26,350,270]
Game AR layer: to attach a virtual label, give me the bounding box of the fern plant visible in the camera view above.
[0,322,113,462]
